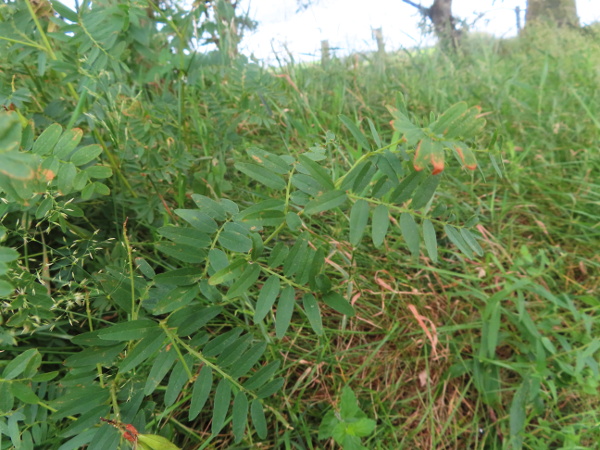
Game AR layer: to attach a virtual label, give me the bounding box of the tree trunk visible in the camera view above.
[526,0,579,28]
[401,0,461,48]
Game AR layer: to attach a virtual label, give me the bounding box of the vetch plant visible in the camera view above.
[0,1,515,448]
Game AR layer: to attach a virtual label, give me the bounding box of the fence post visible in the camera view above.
[373,27,385,54]
[372,28,385,75]
[321,40,330,67]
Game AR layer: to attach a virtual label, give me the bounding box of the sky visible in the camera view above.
[237,0,600,63]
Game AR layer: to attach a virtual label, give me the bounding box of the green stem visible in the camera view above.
[37,401,78,421]
[161,322,194,380]
[122,219,137,321]
[0,35,45,50]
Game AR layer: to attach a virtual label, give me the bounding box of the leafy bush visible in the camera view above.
[1,1,598,449]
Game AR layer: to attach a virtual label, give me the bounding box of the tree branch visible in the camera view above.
[401,0,431,17]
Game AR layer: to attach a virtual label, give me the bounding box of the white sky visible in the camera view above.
[238,0,600,63]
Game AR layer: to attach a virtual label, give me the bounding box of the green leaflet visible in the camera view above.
[411,174,441,210]
[243,360,281,391]
[388,106,425,145]
[267,242,289,268]
[144,346,178,396]
[256,377,285,399]
[191,194,228,220]
[168,305,222,337]
[235,162,287,189]
[282,235,308,277]
[246,147,290,174]
[460,227,484,256]
[154,268,201,286]
[226,263,261,299]
[232,392,249,443]
[152,285,199,315]
[32,123,62,155]
[251,399,267,439]
[217,334,253,367]
[155,242,207,264]
[304,190,347,215]
[422,219,438,263]
[208,258,247,286]
[444,225,474,259]
[254,275,280,323]
[64,344,126,368]
[229,342,267,378]
[349,199,370,246]
[165,356,192,408]
[204,328,244,357]
[323,292,355,317]
[174,209,218,232]
[302,293,323,336]
[291,173,324,196]
[70,144,102,166]
[85,164,112,179]
[137,433,181,450]
[400,213,420,259]
[10,381,40,404]
[352,160,377,194]
[367,117,382,148]
[298,155,335,190]
[97,319,159,341]
[57,162,77,194]
[275,286,295,339]
[158,226,211,249]
[371,204,389,248]
[53,128,83,160]
[0,246,19,263]
[2,349,40,380]
[218,222,253,253]
[189,366,213,420]
[430,102,469,136]
[211,379,231,435]
[119,330,166,373]
[390,170,423,204]
[285,212,303,231]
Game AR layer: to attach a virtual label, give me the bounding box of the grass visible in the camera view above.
[255,25,600,449]
[1,2,599,448]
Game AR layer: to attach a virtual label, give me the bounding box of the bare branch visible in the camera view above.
[401,0,430,17]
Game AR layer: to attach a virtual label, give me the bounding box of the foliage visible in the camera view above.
[318,387,376,450]
[0,1,598,449]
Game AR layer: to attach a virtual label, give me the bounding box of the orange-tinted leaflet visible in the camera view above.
[100,417,139,445]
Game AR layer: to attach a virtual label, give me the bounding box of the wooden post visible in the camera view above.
[372,28,385,76]
[515,6,522,32]
[321,40,330,67]
[372,27,385,54]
